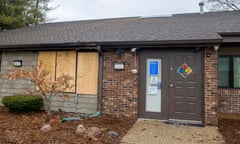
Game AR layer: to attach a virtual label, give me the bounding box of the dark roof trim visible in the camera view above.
[0,42,97,51]
[0,39,223,51]
[98,39,222,47]
[222,36,240,43]
[219,32,240,36]
[218,33,240,43]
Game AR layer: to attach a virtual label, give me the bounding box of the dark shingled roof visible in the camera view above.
[0,11,240,48]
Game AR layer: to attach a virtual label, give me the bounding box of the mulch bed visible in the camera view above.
[0,107,135,144]
[218,113,240,144]
[2,106,240,144]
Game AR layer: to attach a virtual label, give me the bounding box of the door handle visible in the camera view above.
[170,84,174,87]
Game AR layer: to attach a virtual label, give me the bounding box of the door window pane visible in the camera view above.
[146,59,161,112]
[218,57,230,87]
[234,57,240,88]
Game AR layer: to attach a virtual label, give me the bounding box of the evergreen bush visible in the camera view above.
[2,95,43,113]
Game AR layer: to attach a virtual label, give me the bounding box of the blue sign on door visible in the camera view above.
[149,61,159,75]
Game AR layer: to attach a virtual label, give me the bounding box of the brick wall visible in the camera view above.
[204,48,218,125]
[102,51,138,119]
[102,48,222,125]
[218,88,240,113]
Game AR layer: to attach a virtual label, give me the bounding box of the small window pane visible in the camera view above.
[234,57,240,88]
[218,57,230,87]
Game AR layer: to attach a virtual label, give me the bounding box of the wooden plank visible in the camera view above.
[77,52,99,95]
[56,51,76,92]
[38,51,56,81]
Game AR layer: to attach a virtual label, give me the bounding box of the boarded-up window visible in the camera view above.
[56,51,76,92]
[38,51,56,81]
[77,52,99,95]
[38,51,76,92]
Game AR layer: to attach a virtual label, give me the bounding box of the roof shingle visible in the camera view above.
[0,11,239,47]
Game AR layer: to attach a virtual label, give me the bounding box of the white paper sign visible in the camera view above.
[150,76,158,85]
[148,86,158,95]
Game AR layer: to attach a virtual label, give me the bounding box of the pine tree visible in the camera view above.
[0,0,53,30]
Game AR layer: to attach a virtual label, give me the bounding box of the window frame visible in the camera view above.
[0,52,2,72]
[218,55,240,88]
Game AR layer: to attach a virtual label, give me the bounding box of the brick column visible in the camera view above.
[204,48,218,125]
[102,51,139,119]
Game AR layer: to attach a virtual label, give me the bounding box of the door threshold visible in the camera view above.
[165,119,204,127]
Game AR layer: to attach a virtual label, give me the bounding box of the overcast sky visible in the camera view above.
[46,0,205,22]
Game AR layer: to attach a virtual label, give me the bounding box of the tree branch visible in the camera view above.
[207,0,240,11]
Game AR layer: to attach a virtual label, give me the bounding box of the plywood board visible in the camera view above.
[77,52,99,95]
[56,51,76,92]
[38,51,56,81]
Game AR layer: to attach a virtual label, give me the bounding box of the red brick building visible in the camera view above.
[0,11,240,125]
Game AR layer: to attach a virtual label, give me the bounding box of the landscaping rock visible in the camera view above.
[108,130,119,138]
[88,127,101,136]
[0,107,133,144]
[40,124,51,132]
[75,124,86,135]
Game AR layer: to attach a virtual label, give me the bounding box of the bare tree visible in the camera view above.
[206,0,240,11]
[5,63,73,123]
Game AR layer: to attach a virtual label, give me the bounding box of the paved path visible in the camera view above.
[121,119,225,144]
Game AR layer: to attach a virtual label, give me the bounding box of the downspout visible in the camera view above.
[96,46,103,112]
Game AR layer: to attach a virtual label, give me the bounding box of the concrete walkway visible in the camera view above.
[121,119,225,144]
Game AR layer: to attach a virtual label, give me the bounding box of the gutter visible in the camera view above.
[0,42,98,51]
[96,46,103,113]
[0,39,223,51]
[96,39,223,47]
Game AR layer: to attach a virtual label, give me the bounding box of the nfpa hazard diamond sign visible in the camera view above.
[177,63,192,78]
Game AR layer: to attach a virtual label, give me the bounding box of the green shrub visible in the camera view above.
[2,94,44,113]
